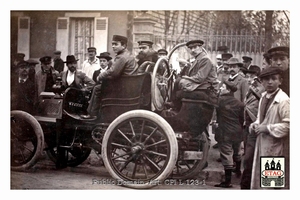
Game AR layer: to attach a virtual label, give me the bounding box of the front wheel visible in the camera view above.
[11,110,44,171]
[102,110,178,189]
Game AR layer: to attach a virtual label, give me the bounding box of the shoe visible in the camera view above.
[216,157,222,162]
[213,143,218,149]
[214,182,232,188]
[232,169,242,177]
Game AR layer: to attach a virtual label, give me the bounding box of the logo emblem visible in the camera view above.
[260,156,285,188]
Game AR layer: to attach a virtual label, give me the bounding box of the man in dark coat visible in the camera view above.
[11,61,35,114]
[240,65,265,189]
[92,52,112,83]
[214,80,244,188]
[53,50,65,73]
[82,35,137,119]
[169,39,219,109]
[35,56,60,103]
[136,41,158,66]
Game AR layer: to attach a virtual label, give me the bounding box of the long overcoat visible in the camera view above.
[250,89,290,189]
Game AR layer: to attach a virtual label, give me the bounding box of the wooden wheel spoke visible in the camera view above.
[117,129,133,144]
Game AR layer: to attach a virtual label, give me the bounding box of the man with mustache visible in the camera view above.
[11,61,35,114]
[35,56,60,103]
[60,55,95,90]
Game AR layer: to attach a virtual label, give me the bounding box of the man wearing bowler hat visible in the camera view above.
[92,52,112,83]
[82,34,137,119]
[35,56,59,103]
[60,55,95,90]
[82,47,100,79]
[267,46,289,96]
[226,57,249,102]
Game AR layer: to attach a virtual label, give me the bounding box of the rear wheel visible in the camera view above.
[102,110,178,189]
[170,131,209,179]
[11,110,44,171]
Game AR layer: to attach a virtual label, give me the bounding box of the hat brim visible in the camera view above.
[63,59,79,63]
[96,56,112,60]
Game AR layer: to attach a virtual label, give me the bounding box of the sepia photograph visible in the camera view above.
[5,0,297,198]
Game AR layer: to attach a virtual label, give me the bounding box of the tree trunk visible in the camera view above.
[265,11,273,51]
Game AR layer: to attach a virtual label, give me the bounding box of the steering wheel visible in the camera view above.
[151,57,175,111]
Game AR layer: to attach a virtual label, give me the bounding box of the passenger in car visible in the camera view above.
[81,35,137,119]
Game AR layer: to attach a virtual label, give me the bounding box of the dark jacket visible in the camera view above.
[60,70,95,90]
[98,49,137,80]
[216,93,244,142]
[11,76,35,114]
[54,58,65,73]
[137,50,158,67]
[280,68,289,96]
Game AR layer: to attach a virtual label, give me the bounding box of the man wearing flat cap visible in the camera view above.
[214,80,244,188]
[35,56,59,103]
[53,50,64,73]
[169,39,218,108]
[60,55,95,90]
[240,64,265,189]
[242,56,252,69]
[82,47,100,79]
[267,46,289,96]
[157,49,168,58]
[136,40,158,72]
[26,59,39,82]
[249,67,289,189]
[82,34,137,119]
[11,61,35,114]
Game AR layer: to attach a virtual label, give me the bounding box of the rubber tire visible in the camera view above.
[11,110,44,171]
[102,110,178,189]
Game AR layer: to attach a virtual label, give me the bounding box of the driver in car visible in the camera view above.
[166,39,219,109]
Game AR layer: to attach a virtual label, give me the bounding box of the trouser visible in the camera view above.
[219,139,242,169]
[240,127,257,189]
[87,84,102,116]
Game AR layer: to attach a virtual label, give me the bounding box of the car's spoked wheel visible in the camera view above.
[11,110,44,171]
[102,110,178,189]
[170,131,209,180]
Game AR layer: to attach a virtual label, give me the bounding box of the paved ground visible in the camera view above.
[84,124,244,188]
